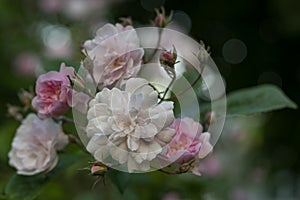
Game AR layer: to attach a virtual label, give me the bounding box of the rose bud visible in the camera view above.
[154,7,173,28]
[91,165,107,176]
[160,48,177,68]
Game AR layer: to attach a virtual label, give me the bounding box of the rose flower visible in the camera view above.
[8,114,68,175]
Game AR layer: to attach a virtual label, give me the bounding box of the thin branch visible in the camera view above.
[166,71,202,101]
[158,169,180,175]
[148,83,163,100]
[158,66,176,104]
[144,28,163,63]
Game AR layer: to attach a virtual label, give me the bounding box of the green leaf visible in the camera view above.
[5,174,47,200]
[106,169,131,194]
[225,84,297,116]
[4,152,86,200]
[0,194,7,200]
[171,70,203,118]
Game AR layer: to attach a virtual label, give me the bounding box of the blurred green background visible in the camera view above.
[0,0,299,199]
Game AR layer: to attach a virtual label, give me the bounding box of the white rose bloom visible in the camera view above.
[86,78,175,172]
[83,23,144,87]
[8,114,68,175]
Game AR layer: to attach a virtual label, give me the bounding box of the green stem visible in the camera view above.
[68,134,89,154]
[158,66,176,104]
[166,71,202,101]
[144,28,163,63]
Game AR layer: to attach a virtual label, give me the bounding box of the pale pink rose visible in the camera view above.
[86,78,175,172]
[8,114,68,175]
[83,23,144,87]
[164,118,203,164]
[14,52,41,77]
[190,132,214,176]
[32,63,75,118]
[198,132,213,159]
[164,118,213,164]
[69,91,91,113]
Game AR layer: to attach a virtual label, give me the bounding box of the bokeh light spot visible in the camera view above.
[42,25,71,50]
[222,38,247,64]
[168,11,192,33]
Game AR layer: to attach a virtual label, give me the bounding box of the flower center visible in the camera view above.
[112,56,126,68]
[169,136,188,155]
[114,114,136,134]
[41,80,62,101]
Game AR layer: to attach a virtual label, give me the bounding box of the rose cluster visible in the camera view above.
[8,22,213,175]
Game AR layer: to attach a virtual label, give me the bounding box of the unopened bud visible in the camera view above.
[91,165,107,175]
[154,7,173,28]
[197,41,211,64]
[7,104,23,121]
[155,14,164,27]
[160,48,177,68]
[18,89,34,107]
